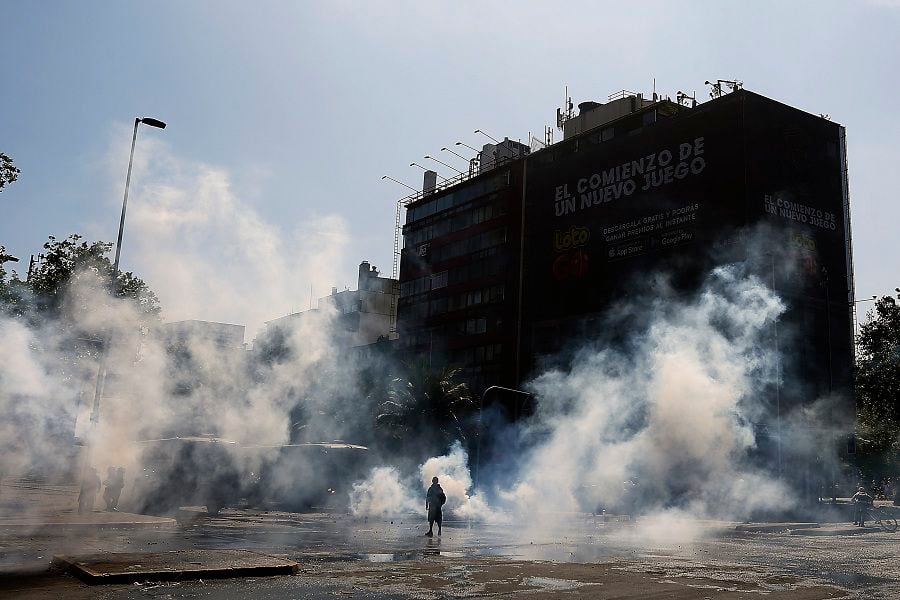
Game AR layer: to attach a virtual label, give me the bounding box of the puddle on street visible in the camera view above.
[351,542,621,563]
[524,576,583,590]
[824,571,894,588]
[361,552,420,562]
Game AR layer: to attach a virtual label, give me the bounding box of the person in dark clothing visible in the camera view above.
[103,467,125,511]
[78,467,101,514]
[425,477,446,537]
[851,486,874,526]
[111,467,126,509]
[102,467,116,511]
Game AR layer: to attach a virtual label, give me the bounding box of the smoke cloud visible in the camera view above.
[2,133,838,550]
[351,263,800,540]
[0,132,368,518]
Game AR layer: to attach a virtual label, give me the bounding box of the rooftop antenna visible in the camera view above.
[652,77,657,101]
[556,85,574,130]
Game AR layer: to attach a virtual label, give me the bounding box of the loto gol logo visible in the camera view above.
[554,226,590,252]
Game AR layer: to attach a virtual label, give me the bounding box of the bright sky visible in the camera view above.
[2,1,898,334]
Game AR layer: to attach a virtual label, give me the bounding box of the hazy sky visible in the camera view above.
[2,1,898,334]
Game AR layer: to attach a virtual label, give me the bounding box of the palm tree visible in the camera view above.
[375,361,474,455]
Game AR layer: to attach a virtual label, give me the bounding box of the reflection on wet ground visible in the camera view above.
[2,509,900,598]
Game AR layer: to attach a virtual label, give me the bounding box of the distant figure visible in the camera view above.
[78,467,101,514]
[112,467,126,509]
[851,486,873,527]
[102,467,116,510]
[425,477,446,537]
[103,467,125,511]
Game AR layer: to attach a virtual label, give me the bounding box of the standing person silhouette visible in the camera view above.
[851,486,874,527]
[425,477,446,537]
[78,467,101,514]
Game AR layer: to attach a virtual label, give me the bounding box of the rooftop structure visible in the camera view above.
[266,261,399,348]
[161,320,246,350]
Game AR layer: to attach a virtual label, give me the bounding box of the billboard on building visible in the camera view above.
[523,93,747,327]
[522,91,853,402]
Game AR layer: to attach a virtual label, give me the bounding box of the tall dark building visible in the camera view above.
[398,145,527,393]
[396,88,855,430]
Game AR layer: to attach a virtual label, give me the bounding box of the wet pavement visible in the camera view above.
[1,508,898,598]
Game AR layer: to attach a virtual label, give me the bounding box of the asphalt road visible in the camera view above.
[1,509,898,598]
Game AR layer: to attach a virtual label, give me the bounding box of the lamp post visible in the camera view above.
[455,141,480,153]
[474,129,500,144]
[381,175,418,193]
[440,147,470,163]
[90,116,166,426]
[112,117,166,273]
[474,386,532,490]
[424,155,464,175]
[453,143,481,176]
[410,162,448,181]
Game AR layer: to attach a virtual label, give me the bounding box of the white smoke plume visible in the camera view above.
[419,442,496,520]
[0,131,365,518]
[350,441,498,521]
[351,264,794,537]
[102,124,349,337]
[510,265,788,523]
[349,467,420,517]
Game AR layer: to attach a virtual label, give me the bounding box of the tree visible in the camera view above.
[855,289,900,479]
[375,361,475,456]
[0,153,20,192]
[0,245,29,315]
[13,234,160,319]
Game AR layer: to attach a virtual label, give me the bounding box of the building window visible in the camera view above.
[400,270,447,298]
[431,271,448,290]
[462,317,487,335]
[405,171,509,224]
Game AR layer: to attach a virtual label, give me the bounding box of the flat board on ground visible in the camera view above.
[0,511,176,529]
[53,549,299,584]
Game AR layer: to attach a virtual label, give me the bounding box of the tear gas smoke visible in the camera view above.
[351,264,804,540]
[2,131,842,546]
[349,467,421,517]
[102,124,349,337]
[349,442,497,520]
[0,132,371,519]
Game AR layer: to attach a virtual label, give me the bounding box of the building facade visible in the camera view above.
[266,261,399,349]
[397,158,526,392]
[396,88,855,430]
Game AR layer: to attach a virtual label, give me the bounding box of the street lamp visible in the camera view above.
[440,147,470,163]
[474,129,500,144]
[474,386,532,490]
[90,116,166,426]
[112,117,166,273]
[455,141,480,153]
[424,155,464,175]
[410,162,448,181]
[381,175,418,193]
